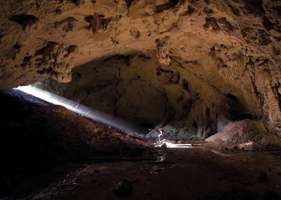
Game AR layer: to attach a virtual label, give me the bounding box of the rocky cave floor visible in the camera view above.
[1,90,281,200]
[25,149,281,200]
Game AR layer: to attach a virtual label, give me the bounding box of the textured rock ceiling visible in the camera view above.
[0,0,281,138]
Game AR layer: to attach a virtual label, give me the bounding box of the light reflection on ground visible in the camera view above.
[154,139,193,149]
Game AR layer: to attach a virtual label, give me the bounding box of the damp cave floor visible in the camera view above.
[21,148,281,200]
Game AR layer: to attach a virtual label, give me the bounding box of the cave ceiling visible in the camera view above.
[0,0,281,137]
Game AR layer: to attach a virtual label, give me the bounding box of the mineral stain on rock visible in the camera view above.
[185,5,196,16]
[35,41,58,58]
[204,17,220,31]
[155,0,181,13]
[217,17,234,32]
[243,0,265,16]
[20,55,32,68]
[0,31,3,42]
[9,14,38,30]
[54,17,77,32]
[70,0,82,6]
[125,0,135,8]
[84,14,111,33]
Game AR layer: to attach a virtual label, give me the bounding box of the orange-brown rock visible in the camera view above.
[0,0,281,137]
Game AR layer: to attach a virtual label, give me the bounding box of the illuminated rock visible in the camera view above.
[0,0,280,138]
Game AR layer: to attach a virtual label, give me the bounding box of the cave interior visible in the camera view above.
[1,0,281,199]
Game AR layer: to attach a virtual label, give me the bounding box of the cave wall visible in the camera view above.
[0,0,281,136]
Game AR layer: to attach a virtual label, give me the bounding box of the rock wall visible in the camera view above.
[0,0,281,137]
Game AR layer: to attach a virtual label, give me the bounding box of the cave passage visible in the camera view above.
[15,85,197,149]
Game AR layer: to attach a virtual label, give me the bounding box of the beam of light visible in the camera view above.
[14,85,147,138]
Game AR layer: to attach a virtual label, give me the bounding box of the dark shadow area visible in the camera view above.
[0,90,147,198]
[225,93,255,121]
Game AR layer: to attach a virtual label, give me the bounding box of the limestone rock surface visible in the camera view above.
[0,0,281,137]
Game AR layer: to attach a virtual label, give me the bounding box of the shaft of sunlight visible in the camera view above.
[14,85,146,137]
